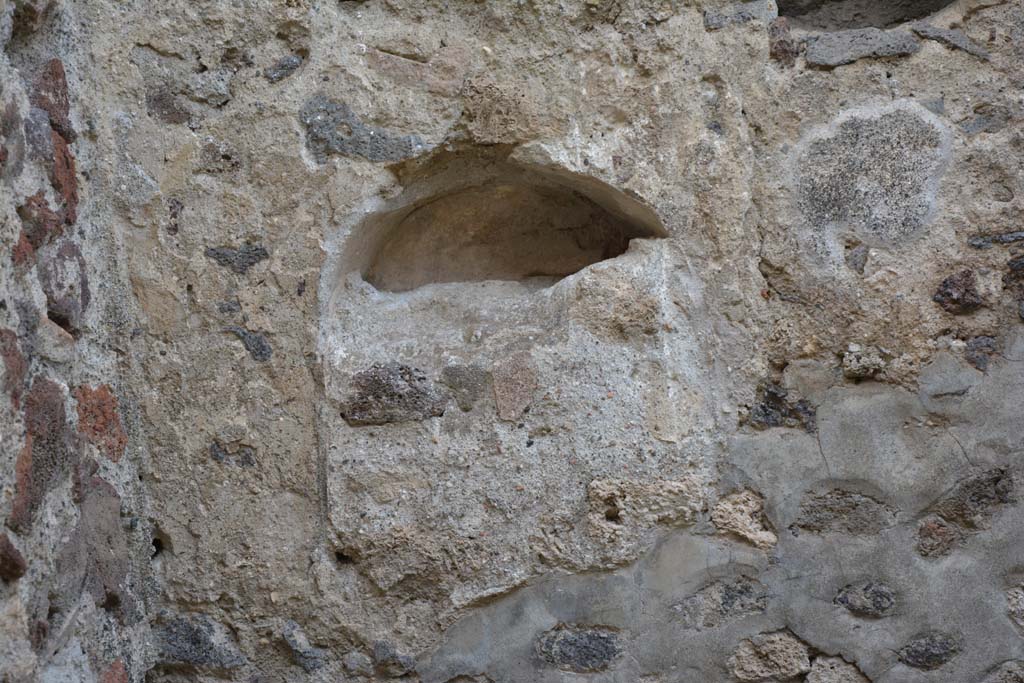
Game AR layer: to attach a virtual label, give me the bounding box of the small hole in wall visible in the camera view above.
[152,537,165,558]
[604,504,622,524]
[335,550,355,565]
[47,308,77,338]
[777,0,957,30]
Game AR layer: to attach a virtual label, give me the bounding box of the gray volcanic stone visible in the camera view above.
[792,489,897,535]
[898,631,961,670]
[340,363,448,426]
[912,23,989,59]
[204,244,268,274]
[155,613,247,671]
[704,1,777,31]
[536,624,621,673]
[282,620,327,673]
[834,581,896,618]
[299,95,426,163]
[806,28,919,68]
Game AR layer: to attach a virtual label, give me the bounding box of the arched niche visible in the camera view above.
[336,148,668,294]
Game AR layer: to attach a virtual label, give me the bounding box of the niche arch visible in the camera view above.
[337,148,668,293]
[777,0,958,30]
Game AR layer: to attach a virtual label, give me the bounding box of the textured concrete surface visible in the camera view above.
[1,0,1023,681]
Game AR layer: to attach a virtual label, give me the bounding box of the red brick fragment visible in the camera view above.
[30,58,75,142]
[0,532,28,582]
[74,385,128,462]
[99,660,128,683]
[12,232,36,266]
[50,130,78,224]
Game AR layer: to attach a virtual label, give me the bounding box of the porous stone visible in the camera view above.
[535,624,620,673]
[795,103,949,246]
[154,613,247,671]
[897,631,961,670]
[299,95,426,163]
[805,28,920,68]
[728,630,811,681]
[712,489,778,550]
[912,23,990,59]
[491,352,537,420]
[339,363,447,426]
[204,244,269,274]
[73,384,127,462]
[704,1,777,31]
[1007,585,1024,633]
[806,656,870,683]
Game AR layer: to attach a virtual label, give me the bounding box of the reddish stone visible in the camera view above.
[30,58,75,142]
[74,385,127,462]
[50,130,78,224]
[17,191,62,248]
[0,144,7,169]
[99,660,128,683]
[12,232,36,266]
[0,329,28,405]
[0,532,27,582]
[8,378,77,532]
[11,0,52,36]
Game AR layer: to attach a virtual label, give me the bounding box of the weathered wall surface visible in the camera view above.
[2,0,1023,681]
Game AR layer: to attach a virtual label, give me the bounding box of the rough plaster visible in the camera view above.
[1,0,1023,681]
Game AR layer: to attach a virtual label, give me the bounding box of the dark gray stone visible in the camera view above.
[929,468,1013,530]
[155,613,247,671]
[792,489,897,535]
[933,269,983,314]
[704,0,777,31]
[834,581,896,618]
[299,94,426,163]
[536,624,621,673]
[912,23,989,59]
[204,244,268,274]
[340,363,447,426]
[898,631,961,670]
[282,620,327,673]
[845,244,869,273]
[674,576,767,630]
[806,28,920,68]
[965,336,997,372]
[968,231,1024,249]
[265,54,303,82]
[372,640,416,677]
[746,383,816,432]
[224,326,272,362]
[209,441,256,467]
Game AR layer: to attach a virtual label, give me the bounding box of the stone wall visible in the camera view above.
[1,0,1023,681]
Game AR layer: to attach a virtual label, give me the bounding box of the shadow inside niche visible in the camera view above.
[348,148,668,294]
[777,0,956,30]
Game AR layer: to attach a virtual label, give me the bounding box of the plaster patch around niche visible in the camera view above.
[791,100,951,265]
[316,147,715,611]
